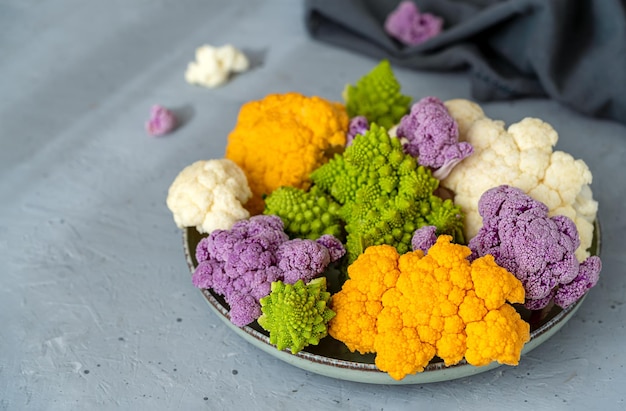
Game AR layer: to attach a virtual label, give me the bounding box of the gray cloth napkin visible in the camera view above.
[305,0,626,124]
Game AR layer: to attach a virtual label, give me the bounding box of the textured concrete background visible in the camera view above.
[1,1,625,410]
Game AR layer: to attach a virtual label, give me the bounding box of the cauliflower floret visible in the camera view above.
[396,96,473,180]
[192,215,344,327]
[225,92,349,214]
[384,1,443,46]
[442,99,598,260]
[329,237,529,381]
[185,44,249,88]
[166,159,252,233]
[468,185,602,310]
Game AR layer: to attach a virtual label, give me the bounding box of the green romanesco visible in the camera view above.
[311,123,465,263]
[342,59,412,129]
[418,195,466,245]
[263,186,345,241]
[258,277,335,354]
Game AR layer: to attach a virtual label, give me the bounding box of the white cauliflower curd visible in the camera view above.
[185,44,249,88]
[166,159,252,234]
[442,99,598,261]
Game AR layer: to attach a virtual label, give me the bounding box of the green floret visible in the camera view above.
[258,278,335,354]
[263,186,345,241]
[417,195,466,245]
[311,123,464,264]
[342,60,412,129]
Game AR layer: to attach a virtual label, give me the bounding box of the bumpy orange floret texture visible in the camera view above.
[328,236,530,381]
[225,92,349,214]
[328,245,403,354]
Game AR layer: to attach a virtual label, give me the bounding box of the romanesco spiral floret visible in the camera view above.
[311,123,464,263]
[264,186,345,241]
[258,277,335,354]
[418,195,466,245]
[343,60,412,129]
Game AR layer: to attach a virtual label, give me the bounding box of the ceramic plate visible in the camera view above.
[183,221,601,384]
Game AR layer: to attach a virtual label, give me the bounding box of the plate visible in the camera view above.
[183,220,601,384]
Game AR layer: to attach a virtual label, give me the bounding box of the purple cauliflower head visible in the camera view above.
[468,185,601,310]
[554,256,601,308]
[396,96,473,179]
[191,215,342,327]
[411,225,438,253]
[231,214,288,244]
[228,293,262,328]
[145,105,176,136]
[316,234,346,262]
[347,116,370,146]
[195,236,212,264]
[384,1,443,46]
[192,259,222,291]
[277,239,330,284]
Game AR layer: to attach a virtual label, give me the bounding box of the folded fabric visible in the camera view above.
[305,0,626,125]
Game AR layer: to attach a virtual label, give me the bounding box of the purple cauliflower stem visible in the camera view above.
[384,1,443,46]
[396,96,473,179]
[347,116,370,146]
[192,215,345,327]
[411,225,438,253]
[468,185,601,310]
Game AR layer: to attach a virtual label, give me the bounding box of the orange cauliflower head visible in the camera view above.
[328,245,403,354]
[329,236,530,381]
[225,92,349,214]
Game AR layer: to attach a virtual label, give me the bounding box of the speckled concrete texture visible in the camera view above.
[1,1,625,410]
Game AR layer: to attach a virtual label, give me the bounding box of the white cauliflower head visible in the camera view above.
[184,44,249,88]
[442,99,598,261]
[166,159,252,234]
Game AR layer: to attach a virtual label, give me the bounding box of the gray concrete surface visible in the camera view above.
[1,1,625,410]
